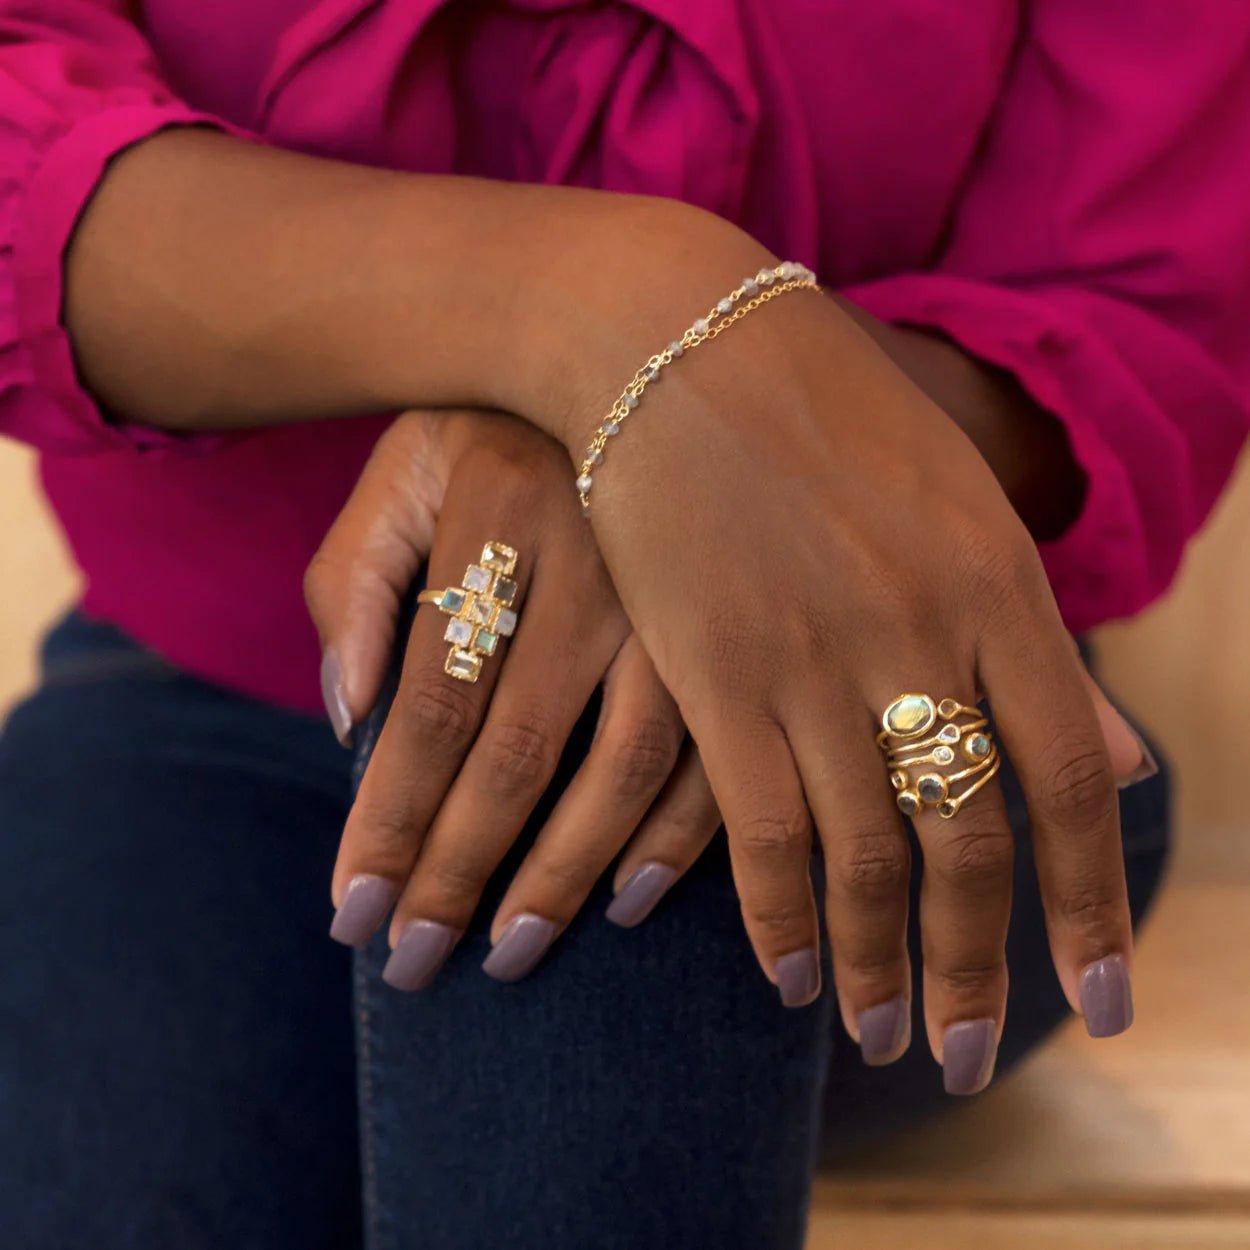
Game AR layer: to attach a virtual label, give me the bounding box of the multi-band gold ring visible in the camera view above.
[877,693,999,819]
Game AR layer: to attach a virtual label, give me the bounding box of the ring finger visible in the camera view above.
[873,682,1014,1095]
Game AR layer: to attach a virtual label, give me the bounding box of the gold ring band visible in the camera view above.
[877,693,999,820]
[420,541,521,683]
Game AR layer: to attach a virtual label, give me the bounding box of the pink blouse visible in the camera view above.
[2,1,1248,714]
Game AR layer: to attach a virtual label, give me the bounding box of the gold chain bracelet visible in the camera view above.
[575,261,820,512]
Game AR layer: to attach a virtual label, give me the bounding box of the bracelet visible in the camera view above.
[575,261,820,512]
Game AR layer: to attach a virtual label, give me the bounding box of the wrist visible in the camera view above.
[508,196,777,455]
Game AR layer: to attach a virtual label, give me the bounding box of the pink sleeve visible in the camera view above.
[843,4,1250,632]
[0,0,248,455]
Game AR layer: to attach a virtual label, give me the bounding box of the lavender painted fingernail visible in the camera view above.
[482,913,558,982]
[383,920,461,992]
[1080,953,1134,1037]
[942,1018,998,1095]
[859,996,910,1066]
[1117,730,1159,790]
[320,648,353,747]
[329,874,395,947]
[775,948,820,1008]
[606,861,678,928]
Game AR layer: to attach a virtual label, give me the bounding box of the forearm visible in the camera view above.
[65,128,765,443]
[833,295,1085,540]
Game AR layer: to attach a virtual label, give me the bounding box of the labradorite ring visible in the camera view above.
[876,693,999,819]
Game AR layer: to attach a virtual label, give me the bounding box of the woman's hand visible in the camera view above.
[551,269,1145,1090]
[305,411,721,988]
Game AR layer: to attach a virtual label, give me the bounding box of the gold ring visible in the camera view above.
[877,693,999,819]
[417,541,520,683]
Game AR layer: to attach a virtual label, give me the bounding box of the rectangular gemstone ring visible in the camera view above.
[415,540,521,683]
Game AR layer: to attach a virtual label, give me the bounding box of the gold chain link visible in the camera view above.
[576,267,819,510]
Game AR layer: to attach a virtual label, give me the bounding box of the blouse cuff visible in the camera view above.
[11,104,251,455]
[842,272,1166,633]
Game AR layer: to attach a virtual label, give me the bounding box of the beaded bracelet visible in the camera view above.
[575,261,820,512]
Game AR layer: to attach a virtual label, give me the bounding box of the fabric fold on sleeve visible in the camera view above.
[0,19,253,455]
[843,271,1247,633]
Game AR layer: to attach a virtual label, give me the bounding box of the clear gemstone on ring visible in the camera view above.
[444,618,472,646]
[896,791,920,816]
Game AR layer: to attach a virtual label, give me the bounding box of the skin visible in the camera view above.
[305,412,723,955]
[66,128,1147,1084]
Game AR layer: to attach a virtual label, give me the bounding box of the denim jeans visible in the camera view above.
[1,611,1169,1250]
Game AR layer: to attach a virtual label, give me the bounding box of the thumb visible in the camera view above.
[305,413,448,744]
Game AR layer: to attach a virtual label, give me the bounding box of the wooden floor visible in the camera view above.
[3,441,1250,1249]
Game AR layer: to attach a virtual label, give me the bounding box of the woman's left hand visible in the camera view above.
[305,410,721,987]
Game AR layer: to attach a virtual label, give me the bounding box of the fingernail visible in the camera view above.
[942,1018,998,1095]
[383,920,461,992]
[320,648,353,747]
[482,913,558,982]
[329,874,395,947]
[859,996,910,1066]
[605,861,678,928]
[775,947,821,1008]
[1117,730,1159,790]
[1080,953,1134,1037]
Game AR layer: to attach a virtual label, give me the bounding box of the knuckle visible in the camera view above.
[402,680,479,748]
[425,854,491,903]
[532,853,598,894]
[1055,875,1124,934]
[734,805,811,860]
[1037,739,1116,826]
[953,523,1036,628]
[743,895,813,939]
[840,947,907,985]
[605,716,681,800]
[481,713,558,801]
[350,801,416,863]
[831,829,911,908]
[932,958,1006,997]
[935,825,1014,891]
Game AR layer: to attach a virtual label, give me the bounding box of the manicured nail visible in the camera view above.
[942,1018,998,1095]
[606,861,678,928]
[383,920,461,992]
[858,996,910,1066]
[329,874,395,947]
[320,648,353,747]
[482,913,558,982]
[1117,731,1159,790]
[775,948,820,1008]
[1080,953,1134,1037]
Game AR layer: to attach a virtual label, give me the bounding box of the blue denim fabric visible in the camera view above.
[0,611,1169,1250]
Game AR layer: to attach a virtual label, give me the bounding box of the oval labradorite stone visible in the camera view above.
[884,694,935,737]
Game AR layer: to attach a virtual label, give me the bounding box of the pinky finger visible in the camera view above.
[606,743,721,928]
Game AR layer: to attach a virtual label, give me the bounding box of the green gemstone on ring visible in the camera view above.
[884,694,935,737]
